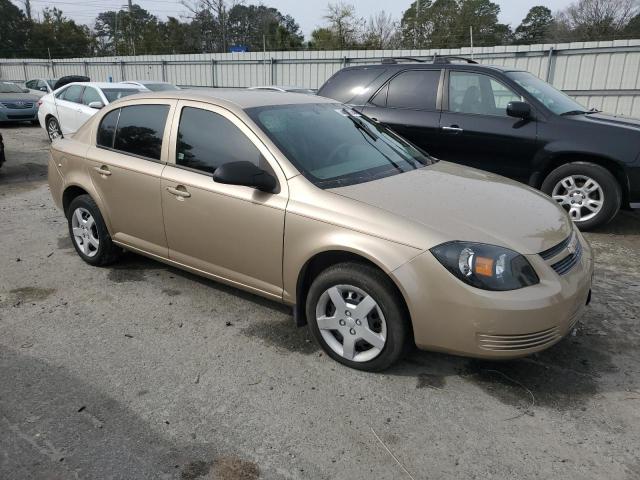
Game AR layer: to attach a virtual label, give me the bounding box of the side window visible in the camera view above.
[97,109,120,149]
[37,80,47,90]
[113,105,169,160]
[82,87,102,106]
[61,85,84,103]
[319,68,386,103]
[449,71,521,116]
[386,70,441,110]
[25,80,35,89]
[370,84,388,107]
[176,107,261,175]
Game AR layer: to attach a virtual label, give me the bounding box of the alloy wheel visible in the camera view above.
[48,119,61,141]
[551,175,604,222]
[71,207,100,257]
[315,284,387,362]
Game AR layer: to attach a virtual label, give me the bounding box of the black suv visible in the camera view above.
[317,57,640,230]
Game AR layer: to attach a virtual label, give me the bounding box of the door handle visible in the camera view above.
[166,185,191,198]
[93,165,112,176]
[442,126,464,133]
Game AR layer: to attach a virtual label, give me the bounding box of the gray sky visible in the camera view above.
[22,0,576,38]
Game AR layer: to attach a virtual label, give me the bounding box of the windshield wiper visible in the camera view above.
[585,108,601,114]
[560,110,589,116]
[342,108,378,142]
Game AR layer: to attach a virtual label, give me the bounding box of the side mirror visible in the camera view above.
[213,161,277,193]
[507,101,531,119]
[39,86,48,92]
[88,101,104,109]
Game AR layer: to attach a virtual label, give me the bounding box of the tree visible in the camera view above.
[94,5,165,55]
[559,0,639,41]
[624,12,640,36]
[28,7,94,58]
[227,4,303,51]
[323,2,364,49]
[362,11,400,49]
[0,0,29,58]
[309,27,340,49]
[514,6,553,44]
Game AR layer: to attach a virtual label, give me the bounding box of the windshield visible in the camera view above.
[101,88,140,103]
[247,103,435,189]
[144,83,179,91]
[506,71,586,115]
[0,82,24,94]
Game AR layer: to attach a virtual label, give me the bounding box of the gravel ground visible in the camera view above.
[1,124,639,480]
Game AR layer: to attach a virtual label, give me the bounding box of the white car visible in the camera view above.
[38,82,142,141]
[24,78,57,97]
[122,80,180,91]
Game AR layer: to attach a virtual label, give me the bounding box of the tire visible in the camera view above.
[67,194,121,266]
[305,262,410,372]
[541,162,621,231]
[46,116,63,142]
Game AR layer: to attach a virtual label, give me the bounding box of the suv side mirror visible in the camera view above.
[213,161,277,193]
[88,101,104,109]
[507,101,531,119]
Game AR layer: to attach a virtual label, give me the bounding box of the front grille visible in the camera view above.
[477,326,561,352]
[550,240,582,275]
[1,102,34,109]
[539,234,572,260]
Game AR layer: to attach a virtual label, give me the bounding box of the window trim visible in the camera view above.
[444,69,524,118]
[367,68,444,112]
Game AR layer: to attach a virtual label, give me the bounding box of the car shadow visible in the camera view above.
[589,209,640,235]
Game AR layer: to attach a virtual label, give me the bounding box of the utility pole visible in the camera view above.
[470,26,474,60]
[415,0,421,48]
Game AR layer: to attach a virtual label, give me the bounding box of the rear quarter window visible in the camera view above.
[319,68,386,103]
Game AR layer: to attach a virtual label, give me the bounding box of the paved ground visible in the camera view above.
[1,124,639,480]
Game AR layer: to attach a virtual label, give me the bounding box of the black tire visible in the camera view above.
[46,116,63,142]
[541,161,621,231]
[67,194,121,266]
[305,262,410,372]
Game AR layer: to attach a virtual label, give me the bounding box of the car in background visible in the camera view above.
[317,57,640,230]
[0,132,5,169]
[122,80,180,91]
[0,82,40,124]
[24,78,57,97]
[38,82,143,141]
[248,85,316,94]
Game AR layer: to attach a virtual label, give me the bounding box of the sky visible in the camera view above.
[20,0,577,38]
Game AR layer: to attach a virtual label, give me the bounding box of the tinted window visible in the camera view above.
[449,71,521,116]
[176,107,261,174]
[319,68,386,103]
[25,80,36,89]
[102,88,140,103]
[113,105,169,160]
[507,71,585,115]
[82,87,102,106]
[370,84,388,107]
[387,70,441,110]
[247,103,434,189]
[97,109,120,148]
[61,85,84,103]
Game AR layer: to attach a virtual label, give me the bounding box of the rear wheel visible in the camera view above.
[306,262,409,371]
[541,162,621,231]
[47,116,62,142]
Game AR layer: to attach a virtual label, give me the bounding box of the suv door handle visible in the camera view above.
[93,165,112,176]
[442,126,464,133]
[166,185,191,198]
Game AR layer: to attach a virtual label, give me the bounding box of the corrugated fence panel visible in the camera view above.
[2,40,640,116]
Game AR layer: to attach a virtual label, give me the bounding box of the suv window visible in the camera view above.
[25,80,36,89]
[386,70,440,110]
[113,105,169,160]
[97,109,120,149]
[82,87,102,106]
[449,71,521,116]
[176,107,261,175]
[60,85,84,103]
[319,68,386,103]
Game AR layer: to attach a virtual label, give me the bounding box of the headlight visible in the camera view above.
[430,241,539,291]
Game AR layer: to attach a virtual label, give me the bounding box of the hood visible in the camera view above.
[571,112,640,130]
[0,92,40,102]
[329,161,572,255]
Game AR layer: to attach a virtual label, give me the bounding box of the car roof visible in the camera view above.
[345,62,524,74]
[64,82,143,89]
[124,80,170,84]
[125,88,336,109]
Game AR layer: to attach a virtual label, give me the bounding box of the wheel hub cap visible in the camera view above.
[71,207,99,258]
[551,175,604,223]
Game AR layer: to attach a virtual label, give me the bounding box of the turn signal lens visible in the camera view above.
[474,256,494,277]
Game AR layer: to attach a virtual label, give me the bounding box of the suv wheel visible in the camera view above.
[541,162,621,231]
[67,195,121,266]
[306,262,409,371]
[47,116,62,142]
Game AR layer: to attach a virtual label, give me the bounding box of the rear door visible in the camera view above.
[438,70,538,181]
[360,69,443,156]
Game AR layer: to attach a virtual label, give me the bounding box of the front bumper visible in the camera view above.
[0,107,38,122]
[392,234,594,359]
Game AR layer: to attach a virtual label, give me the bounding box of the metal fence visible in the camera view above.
[2,40,640,116]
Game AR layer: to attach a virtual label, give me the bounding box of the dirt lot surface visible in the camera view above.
[1,124,639,480]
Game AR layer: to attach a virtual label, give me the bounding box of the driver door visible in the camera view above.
[161,101,288,298]
[55,85,84,134]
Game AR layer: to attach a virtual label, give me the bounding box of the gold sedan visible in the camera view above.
[48,90,593,371]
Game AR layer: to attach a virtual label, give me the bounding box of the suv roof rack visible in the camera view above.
[381,57,428,64]
[432,55,478,64]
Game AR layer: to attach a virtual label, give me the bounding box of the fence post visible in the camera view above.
[342,56,349,69]
[270,57,276,85]
[83,61,89,77]
[161,60,167,82]
[22,62,28,81]
[119,60,126,81]
[50,60,56,78]
[545,47,555,84]
[211,58,217,87]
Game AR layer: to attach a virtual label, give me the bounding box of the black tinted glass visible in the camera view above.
[387,70,440,110]
[176,107,261,174]
[102,88,140,103]
[62,85,84,103]
[97,109,119,148]
[113,105,169,160]
[319,68,386,103]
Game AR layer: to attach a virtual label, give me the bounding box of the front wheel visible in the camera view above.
[47,116,62,142]
[306,262,410,371]
[541,162,621,231]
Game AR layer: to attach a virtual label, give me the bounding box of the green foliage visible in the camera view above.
[0,0,30,57]
[514,6,553,44]
[28,8,95,58]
